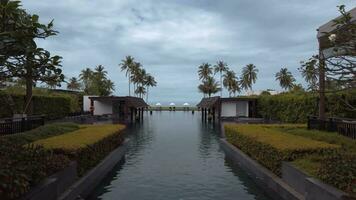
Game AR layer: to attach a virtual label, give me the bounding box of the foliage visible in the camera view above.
[224,124,338,175]
[79,65,115,96]
[67,77,82,91]
[223,70,240,97]
[3,123,79,145]
[198,76,221,97]
[0,139,70,200]
[33,124,125,150]
[198,63,213,81]
[275,68,296,91]
[0,0,64,114]
[33,124,126,176]
[0,90,72,118]
[214,61,229,96]
[240,64,258,91]
[299,55,319,91]
[257,90,356,122]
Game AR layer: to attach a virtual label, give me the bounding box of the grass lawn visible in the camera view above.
[33,124,125,150]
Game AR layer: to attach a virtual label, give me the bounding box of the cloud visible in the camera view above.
[22,0,354,103]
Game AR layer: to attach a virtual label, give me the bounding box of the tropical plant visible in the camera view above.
[299,56,319,91]
[135,86,146,98]
[144,74,157,102]
[0,0,63,114]
[198,76,221,97]
[198,63,213,81]
[79,68,93,93]
[214,61,228,96]
[240,64,258,91]
[223,70,239,97]
[130,62,142,94]
[275,68,296,91]
[119,55,135,96]
[78,65,114,96]
[67,77,81,91]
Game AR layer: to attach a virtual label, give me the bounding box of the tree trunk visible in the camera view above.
[319,56,326,120]
[220,72,222,97]
[128,75,131,96]
[146,87,149,102]
[24,77,33,115]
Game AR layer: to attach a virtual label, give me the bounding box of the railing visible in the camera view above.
[0,115,45,136]
[307,116,356,139]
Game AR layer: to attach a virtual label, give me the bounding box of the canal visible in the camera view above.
[88,111,272,200]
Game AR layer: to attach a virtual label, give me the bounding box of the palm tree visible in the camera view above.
[79,68,93,93]
[275,68,296,91]
[223,70,238,97]
[94,65,107,79]
[241,64,258,91]
[214,60,228,96]
[120,56,135,96]
[198,76,221,97]
[130,62,142,95]
[144,74,157,102]
[230,80,241,97]
[300,57,319,91]
[198,63,213,81]
[67,77,81,91]
[135,86,146,98]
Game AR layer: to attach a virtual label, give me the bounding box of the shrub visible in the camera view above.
[2,123,80,145]
[0,139,70,200]
[34,124,126,176]
[257,89,356,123]
[225,124,339,175]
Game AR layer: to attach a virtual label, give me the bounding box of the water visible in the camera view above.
[88,111,272,200]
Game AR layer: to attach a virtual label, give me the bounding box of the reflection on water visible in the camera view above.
[88,111,272,200]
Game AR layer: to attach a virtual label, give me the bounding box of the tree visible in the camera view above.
[135,86,146,98]
[144,74,157,102]
[119,55,135,96]
[79,68,94,94]
[0,1,63,114]
[214,60,228,96]
[223,70,239,97]
[198,76,221,97]
[198,63,213,81]
[130,62,142,95]
[240,64,258,91]
[78,65,114,96]
[299,56,319,91]
[67,77,81,91]
[275,68,296,91]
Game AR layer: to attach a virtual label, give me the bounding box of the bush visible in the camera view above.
[34,124,126,176]
[225,124,338,175]
[0,91,73,119]
[317,152,356,195]
[0,139,70,200]
[2,123,80,145]
[257,89,356,123]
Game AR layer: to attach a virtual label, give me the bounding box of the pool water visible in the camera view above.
[88,111,272,200]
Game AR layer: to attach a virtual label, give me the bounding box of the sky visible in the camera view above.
[22,0,355,104]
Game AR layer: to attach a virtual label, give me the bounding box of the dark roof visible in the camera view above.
[197,96,257,108]
[196,96,220,108]
[89,96,148,108]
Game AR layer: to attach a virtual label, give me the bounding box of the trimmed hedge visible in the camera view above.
[257,89,356,123]
[0,139,71,200]
[2,123,80,145]
[0,91,72,119]
[34,124,126,176]
[225,124,338,175]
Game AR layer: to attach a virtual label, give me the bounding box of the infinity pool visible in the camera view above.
[88,111,272,200]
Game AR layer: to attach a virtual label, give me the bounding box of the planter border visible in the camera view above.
[220,138,303,200]
[59,138,130,200]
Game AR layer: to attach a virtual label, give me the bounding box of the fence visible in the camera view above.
[0,115,45,136]
[307,116,356,139]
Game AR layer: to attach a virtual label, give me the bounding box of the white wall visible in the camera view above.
[221,102,237,117]
[221,101,249,117]
[93,101,113,115]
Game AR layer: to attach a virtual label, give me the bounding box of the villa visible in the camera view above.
[83,96,148,122]
[197,96,258,120]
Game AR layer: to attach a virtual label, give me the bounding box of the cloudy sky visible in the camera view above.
[22,0,354,104]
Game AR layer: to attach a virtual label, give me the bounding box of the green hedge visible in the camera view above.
[257,89,356,123]
[0,139,71,200]
[0,91,72,119]
[225,124,338,175]
[2,123,80,145]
